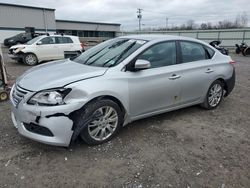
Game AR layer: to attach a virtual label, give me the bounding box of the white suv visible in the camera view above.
[9,35,83,65]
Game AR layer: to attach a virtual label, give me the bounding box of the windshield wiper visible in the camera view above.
[83,47,108,65]
[109,41,137,67]
[101,54,120,67]
[86,40,130,66]
[109,39,128,49]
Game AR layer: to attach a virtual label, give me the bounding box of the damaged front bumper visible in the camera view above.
[8,48,24,61]
[10,86,84,147]
[8,53,22,61]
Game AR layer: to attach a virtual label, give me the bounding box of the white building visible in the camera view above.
[0,3,120,43]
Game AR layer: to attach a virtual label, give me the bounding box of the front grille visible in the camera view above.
[23,123,54,137]
[12,85,29,107]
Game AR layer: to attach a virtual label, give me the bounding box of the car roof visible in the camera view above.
[44,35,77,38]
[119,34,206,44]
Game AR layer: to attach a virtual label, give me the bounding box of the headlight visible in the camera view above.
[14,47,25,53]
[28,88,71,106]
[9,39,14,42]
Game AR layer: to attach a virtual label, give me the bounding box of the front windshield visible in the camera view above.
[72,38,147,67]
[26,36,43,45]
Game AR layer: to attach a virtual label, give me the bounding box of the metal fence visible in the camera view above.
[116,28,250,48]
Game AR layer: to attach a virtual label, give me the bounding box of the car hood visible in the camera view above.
[9,44,28,49]
[16,59,108,91]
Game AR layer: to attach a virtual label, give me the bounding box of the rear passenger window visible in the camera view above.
[180,41,207,63]
[204,46,215,58]
[56,37,73,44]
[138,41,176,68]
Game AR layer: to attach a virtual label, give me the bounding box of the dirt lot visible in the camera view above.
[0,50,250,188]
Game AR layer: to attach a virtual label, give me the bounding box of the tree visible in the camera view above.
[241,12,248,27]
[186,20,195,30]
[235,14,241,28]
[200,23,208,30]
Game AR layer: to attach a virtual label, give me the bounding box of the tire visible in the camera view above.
[235,48,240,54]
[0,91,8,101]
[17,58,23,63]
[244,48,250,56]
[77,99,124,145]
[201,80,224,110]
[23,53,38,66]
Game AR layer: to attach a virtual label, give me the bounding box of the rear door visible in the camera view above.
[56,37,75,58]
[176,40,216,104]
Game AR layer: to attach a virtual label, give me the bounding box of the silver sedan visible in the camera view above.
[10,35,235,146]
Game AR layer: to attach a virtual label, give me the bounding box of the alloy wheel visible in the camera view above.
[208,83,223,107]
[25,54,37,65]
[87,106,118,141]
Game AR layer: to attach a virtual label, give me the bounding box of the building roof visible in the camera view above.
[0,2,55,11]
[56,19,121,26]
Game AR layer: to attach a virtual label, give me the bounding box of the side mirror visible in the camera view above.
[134,59,151,70]
[36,41,42,45]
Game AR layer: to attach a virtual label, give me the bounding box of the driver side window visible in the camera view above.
[40,37,56,45]
[137,41,176,68]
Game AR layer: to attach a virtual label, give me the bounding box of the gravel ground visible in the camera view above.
[0,50,250,188]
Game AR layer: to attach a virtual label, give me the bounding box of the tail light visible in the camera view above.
[229,60,236,67]
[80,42,85,50]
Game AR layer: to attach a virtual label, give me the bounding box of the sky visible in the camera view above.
[0,0,249,30]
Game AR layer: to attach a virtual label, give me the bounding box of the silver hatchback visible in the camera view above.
[10,35,235,146]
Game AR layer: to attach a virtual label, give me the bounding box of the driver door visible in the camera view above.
[36,37,58,60]
[125,41,182,118]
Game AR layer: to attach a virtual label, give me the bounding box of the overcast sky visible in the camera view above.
[1,0,249,30]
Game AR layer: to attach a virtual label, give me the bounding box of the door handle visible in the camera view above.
[205,69,214,73]
[169,74,181,80]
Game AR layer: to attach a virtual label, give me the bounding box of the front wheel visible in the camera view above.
[23,53,38,66]
[78,99,124,145]
[201,80,224,110]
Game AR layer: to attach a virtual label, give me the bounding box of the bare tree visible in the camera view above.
[235,14,242,28]
[186,20,195,30]
[241,12,248,27]
[200,23,208,30]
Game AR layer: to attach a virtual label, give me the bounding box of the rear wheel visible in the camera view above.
[244,48,250,56]
[78,99,123,145]
[201,80,224,110]
[23,53,38,66]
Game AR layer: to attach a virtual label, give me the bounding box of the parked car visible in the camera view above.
[4,32,42,47]
[8,35,84,65]
[10,35,235,147]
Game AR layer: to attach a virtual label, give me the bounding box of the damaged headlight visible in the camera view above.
[14,47,25,53]
[28,88,71,106]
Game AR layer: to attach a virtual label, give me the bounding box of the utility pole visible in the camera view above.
[137,8,142,31]
[43,9,48,33]
[166,17,169,30]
